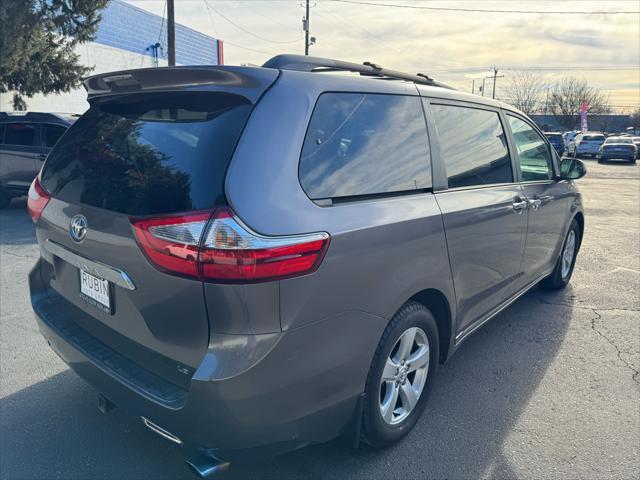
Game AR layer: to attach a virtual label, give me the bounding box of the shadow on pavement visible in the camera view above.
[0,197,36,246]
[0,287,572,480]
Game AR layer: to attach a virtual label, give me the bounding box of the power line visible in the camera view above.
[427,66,639,73]
[157,0,167,43]
[328,0,640,15]
[202,0,219,38]
[204,0,302,44]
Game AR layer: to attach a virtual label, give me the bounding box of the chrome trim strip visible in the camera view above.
[455,270,553,345]
[141,417,183,445]
[44,239,136,291]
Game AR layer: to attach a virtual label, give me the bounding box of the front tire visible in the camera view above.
[542,218,580,290]
[362,301,439,447]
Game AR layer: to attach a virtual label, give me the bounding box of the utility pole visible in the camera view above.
[167,0,176,66]
[490,67,504,100]
[471,79,475,94]
[304,0,310,55]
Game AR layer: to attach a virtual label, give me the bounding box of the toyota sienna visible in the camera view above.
[29,55,586,476]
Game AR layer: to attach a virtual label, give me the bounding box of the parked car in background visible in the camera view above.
[568,132,606,158]
[544,132,565,154]
[28,56,586,475]
[0,112,75,208]
[632,137,640,158]
[563,130,579,149]
[598,136,637,164]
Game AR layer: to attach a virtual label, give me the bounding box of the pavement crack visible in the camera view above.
[590,309,640,385]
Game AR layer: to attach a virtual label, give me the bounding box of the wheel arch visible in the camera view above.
[408,289,453,364]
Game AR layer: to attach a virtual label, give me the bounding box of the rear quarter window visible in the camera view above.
[299,93,431,201]
[43,124,68,148]
[41,92,252,216]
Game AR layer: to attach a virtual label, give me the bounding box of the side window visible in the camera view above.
[299,93,431,200]
[4,123,36,147]
[430,103,512,189]
[43,124,67,148]
[507,116,554,181]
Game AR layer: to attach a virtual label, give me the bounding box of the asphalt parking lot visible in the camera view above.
[1,160,638,480]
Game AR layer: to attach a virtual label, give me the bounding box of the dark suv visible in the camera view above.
[29,56,586,477]
[0,112,74,208]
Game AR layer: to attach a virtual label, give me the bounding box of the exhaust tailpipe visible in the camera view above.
[186,455,231,479]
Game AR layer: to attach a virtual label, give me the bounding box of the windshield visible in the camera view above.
[41,92,252,216]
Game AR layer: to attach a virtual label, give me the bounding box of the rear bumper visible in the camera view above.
[576,146,601,155]
[598,152,635,161]
[30,260,381,459]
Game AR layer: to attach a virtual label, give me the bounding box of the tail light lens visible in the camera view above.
[27,175,51,223]
[131,207,329,283]
[131,212,211,278]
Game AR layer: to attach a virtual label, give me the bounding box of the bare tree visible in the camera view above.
[629,107,640,130]
[502,71,547,116]
[548,77,610,130]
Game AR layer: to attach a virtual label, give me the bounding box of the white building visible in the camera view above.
[0,0,222,114]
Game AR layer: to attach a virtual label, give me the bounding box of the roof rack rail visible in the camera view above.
[262,54,454,90]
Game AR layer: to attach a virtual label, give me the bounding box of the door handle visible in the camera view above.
[512,198,528,213]
[528,198,542,210]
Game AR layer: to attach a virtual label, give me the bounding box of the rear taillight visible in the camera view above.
[27,175,51,223]
[131,207,329,283]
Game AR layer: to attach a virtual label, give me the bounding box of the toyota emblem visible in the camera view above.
[69,215,88,243]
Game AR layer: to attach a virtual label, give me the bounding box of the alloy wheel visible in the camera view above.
[561,229,576,279]
[379,327,430,425]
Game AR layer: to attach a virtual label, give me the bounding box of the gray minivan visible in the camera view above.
[29,55,586,477]
[0,112,74,208]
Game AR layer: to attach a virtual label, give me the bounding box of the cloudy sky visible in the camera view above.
[128,0,639,111]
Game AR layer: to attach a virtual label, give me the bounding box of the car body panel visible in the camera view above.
[29,63,585,459]
[434,185,528,333]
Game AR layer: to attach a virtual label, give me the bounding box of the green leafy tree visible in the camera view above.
[0,0,109,110]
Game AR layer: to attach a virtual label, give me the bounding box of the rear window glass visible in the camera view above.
[583,135,605,141]
[3,123,36,146]
[430,104,512,188]
[299,93,431,200]
[545,133,562,141]
[605,137,632,144]
[41,92,252,216]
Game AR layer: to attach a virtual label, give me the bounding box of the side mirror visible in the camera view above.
[560,157,587,180]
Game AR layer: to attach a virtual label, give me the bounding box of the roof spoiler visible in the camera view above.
[83,66,279,103]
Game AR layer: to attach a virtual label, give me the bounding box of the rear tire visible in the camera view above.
[362,301,439,448]
[541,218,580,290]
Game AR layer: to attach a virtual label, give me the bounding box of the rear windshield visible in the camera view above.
[545,133,562,141]
[605,137,632,144]
[41,92,252,216]
[582,135,605,142]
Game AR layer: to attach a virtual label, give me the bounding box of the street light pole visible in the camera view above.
[167,0,176,66]
[304,0,310,55]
